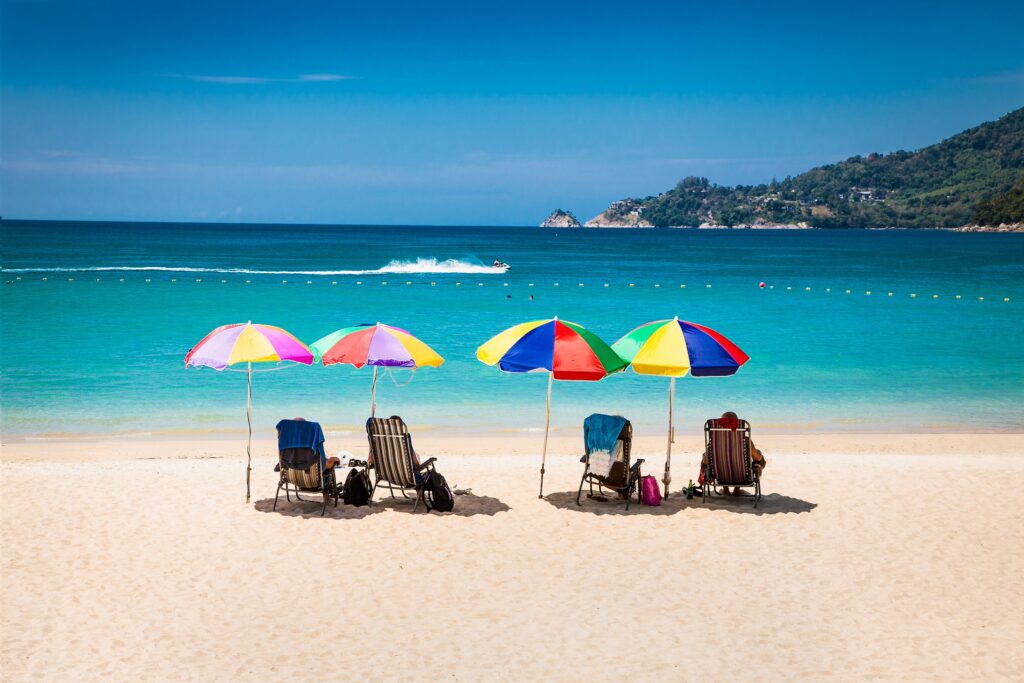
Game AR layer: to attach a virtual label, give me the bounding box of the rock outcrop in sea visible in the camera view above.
[539,209,581,228]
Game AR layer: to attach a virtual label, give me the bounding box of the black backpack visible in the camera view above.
[342,468,372,507]
[423,470,455,512]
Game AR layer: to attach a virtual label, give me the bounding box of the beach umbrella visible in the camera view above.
[309,322,444,417]
[476,317,627,497]
[612,316,748,498]
[184,321,314,503]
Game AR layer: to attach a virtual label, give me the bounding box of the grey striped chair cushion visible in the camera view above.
[283,462,322,490]
[367,416,417,487]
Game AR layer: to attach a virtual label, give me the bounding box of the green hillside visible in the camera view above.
[605,107,1024,228]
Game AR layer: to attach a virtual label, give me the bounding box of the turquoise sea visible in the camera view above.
[2,220,1022,440]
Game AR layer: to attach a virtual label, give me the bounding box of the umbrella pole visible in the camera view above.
[539,371,553,498]
[246,361,252,504]
[370,365,379,417]
[663,376,674,499]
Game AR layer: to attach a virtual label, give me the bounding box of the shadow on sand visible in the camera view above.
[255,492,511,518]
[254,495,385,519]
[369,492,511,517]
[544,490,816,516]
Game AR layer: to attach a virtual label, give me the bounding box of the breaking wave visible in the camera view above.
[3,258,508,276]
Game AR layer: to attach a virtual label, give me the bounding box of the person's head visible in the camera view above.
[721,411,738,420]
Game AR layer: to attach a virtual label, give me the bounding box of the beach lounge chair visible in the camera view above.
[365,416,437,512]
[701,417,762,507]
[577,414,644,510]
[273,419,339,516]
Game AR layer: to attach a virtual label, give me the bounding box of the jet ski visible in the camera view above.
[492,259,511,271]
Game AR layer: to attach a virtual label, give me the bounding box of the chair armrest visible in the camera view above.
[415,456,437,471]
[579,454,588,463]
[631,458,645,471]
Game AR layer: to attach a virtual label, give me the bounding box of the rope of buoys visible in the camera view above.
[11,277,1017,302]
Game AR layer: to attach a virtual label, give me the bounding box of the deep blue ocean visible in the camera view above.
[2,220,1022,440]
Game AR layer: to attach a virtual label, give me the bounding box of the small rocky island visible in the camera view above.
[539,209,581,228]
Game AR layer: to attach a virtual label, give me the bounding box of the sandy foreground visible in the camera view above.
[2,433,1023,682]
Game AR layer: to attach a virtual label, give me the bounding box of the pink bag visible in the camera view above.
[641,475,662,506]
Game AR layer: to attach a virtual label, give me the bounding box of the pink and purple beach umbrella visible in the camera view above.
[612,316,749,498]
[310,322,444,417]
[185,321,314,502]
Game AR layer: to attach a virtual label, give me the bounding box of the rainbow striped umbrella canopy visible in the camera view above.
[612,317,749,377]
[476,317,626,380]
[185,321,314,503]
[477,317,625,497]
[612,316,748,499]
[310,322,444,417]
[185,322,313,370]
[311,322,444,369]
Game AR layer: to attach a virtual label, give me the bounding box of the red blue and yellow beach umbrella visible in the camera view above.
[613,316,748,497]
[310,322,444,416]
[477,317,626,496]
[185,321,314,502]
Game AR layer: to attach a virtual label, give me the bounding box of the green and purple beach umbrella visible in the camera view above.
[185,321,314,502]
[310,322,444,417]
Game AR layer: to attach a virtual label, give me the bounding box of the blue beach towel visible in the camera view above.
[584,413,627,477]
[276,419,326,471]
[584,413,627,455]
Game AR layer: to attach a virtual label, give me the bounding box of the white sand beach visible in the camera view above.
[2,433,1023,681]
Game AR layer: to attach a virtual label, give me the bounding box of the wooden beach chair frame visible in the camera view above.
[701,418,762,507]
[273,447,340,516]
[365,416,437,513]
[577,417,644,510]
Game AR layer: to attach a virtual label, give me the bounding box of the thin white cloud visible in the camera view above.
[167,73,357,84]
[961,68,1024,85]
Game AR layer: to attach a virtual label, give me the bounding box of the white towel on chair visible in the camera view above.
[589,440,623,478]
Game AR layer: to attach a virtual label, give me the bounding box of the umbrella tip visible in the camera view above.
[553,315,558,321]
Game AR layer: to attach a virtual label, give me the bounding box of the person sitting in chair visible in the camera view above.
[276,417,340,471]
[700,411,766,495]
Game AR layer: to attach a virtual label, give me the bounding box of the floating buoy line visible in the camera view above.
[1,275,1013,302]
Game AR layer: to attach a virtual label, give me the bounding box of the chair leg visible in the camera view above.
[412,489,422,513]
[321,492,328,516]
[576,474,587,506]
[273,480,282,511]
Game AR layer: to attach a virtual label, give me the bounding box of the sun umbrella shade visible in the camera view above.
[185,322,313,370]
[613,317,748,500]
[477,318,625,498]
[311,323,444,369]
[477,318,626,380]
[612,318,748,377]
[184,321,313,504]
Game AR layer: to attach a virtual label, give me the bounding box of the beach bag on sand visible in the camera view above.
[641,475,661,507]
[423,470,455,512]
[342,468,372,507]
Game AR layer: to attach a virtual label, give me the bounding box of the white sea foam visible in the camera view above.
[2,258,508,276]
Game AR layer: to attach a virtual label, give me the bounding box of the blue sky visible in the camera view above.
[2,0,1022,225]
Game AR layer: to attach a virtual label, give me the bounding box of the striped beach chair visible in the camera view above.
[365,416,437,512]
[576,415,644,510]
[702,418,762,507]
[273,421,339,516]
